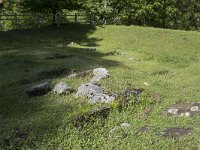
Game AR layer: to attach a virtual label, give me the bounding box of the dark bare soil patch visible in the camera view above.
[151,70,169,76]
[164,102,200,117]
[138,125,152,133]
[160,127,192,138]
[71,107,111,127]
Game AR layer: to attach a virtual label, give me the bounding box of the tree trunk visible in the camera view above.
[0,0,4,9]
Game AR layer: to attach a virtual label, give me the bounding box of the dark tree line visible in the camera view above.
[0,0,200,30]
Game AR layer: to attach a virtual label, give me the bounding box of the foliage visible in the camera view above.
[0,0,200,30]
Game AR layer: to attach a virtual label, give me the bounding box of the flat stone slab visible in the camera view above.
[53,82,72,95]
[75,82,115,103]
[165,102,200,117]
[26,82,51,96]
[160,127,192,138]
[91,68,109,82]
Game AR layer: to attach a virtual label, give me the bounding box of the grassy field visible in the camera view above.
[0,24,200,150]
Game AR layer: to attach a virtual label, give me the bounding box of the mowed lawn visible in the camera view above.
[0,24,200,149]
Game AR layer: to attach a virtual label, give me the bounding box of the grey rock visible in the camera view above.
[90,93,115,103]
[91,68,109,82]
[26,82,51,96]
[75,82,115,103]
[53,82,72,95]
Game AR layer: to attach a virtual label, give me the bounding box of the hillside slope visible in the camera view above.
[0,25,200,149]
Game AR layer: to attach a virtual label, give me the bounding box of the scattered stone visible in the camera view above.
[109,122,131,138]
[128,57,135,60]
[168,108,179,115]
[71,107,111,127]
[44,54,73,60]
[26,82,51,96]
[75,82,115,103]
[138,125,152,133]
[104,50,124,56]
[53,82,72,95]
[91,68,109,82]
[160,127,192,138]
[128,57,142,61]
[84,47,98,51]
[68,73,77,79]
[191,106,199,112]
[38,67,74,79]
[68,42,80,47]
[67,70,92,79]
[120,122,131,127]
[165,102,200,117]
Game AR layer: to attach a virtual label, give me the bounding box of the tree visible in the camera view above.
[21,0,80,24]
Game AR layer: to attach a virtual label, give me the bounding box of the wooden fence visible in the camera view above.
[0,13,88,30]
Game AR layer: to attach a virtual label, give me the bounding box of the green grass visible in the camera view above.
[0,24,200,149]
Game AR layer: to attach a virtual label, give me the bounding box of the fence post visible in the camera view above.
[57,13,60,28]
[75,13,77,24]
[14,13,19,29]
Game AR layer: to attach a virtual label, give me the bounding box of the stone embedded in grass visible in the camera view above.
[53,82,72,95]
[165,102,200,117]
[71,107,111,127]
[26,82,51,96]
[160,127,192,138]
[109,123,131,138]
[91,68,109,82]
[75,82,115,103]
[68,42,80,47]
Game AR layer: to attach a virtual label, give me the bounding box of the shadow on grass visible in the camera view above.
[0,24,121,149]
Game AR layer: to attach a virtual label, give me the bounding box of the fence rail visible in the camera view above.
[0,13,88,30]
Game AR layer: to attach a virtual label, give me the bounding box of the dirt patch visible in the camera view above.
[71,107,111,127]
[117,88,144,111]
[151,70,169,76]
[137,108,153,120]
[138,125,152,133]
[44,53,74,60]
[165,102,200,117]
[160,127,192,138]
